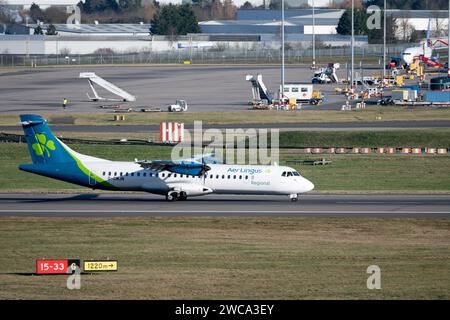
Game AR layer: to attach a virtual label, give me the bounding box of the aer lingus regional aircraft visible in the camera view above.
[18,115,314,201]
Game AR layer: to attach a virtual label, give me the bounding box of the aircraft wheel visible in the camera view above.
[289,194,298,202]
[290,197,298,202]
[166,191,178,202]
[178,192,188,201]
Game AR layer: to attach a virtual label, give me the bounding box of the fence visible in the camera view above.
[0,43,413,67]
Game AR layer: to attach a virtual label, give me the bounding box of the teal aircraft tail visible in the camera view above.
[20,114,73,164]
[19,114,116,190]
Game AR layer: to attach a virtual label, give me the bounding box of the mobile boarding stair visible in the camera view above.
[245,74,273,108]
[79,72,136,102]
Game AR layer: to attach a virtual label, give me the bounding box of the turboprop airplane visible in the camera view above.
[18,115,314,201]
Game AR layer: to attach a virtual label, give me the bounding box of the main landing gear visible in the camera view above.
[289,194,298,202]
[165,191,188,201]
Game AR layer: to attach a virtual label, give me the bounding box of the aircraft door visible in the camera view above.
[89,173,96,186]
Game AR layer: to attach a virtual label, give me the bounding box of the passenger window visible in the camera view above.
[284,87,290,92]
[245,175,248,180]
[210,175,213,179]
[161,173,165,178]
[137,173,140,177]
[114,172,117,176]
[102,172,105,176]
[301,88,308,92]
[292,87,299,92]
[167,173,171,178]
[143,173,146,177]
[174,174,177,178]
[222,175,225,179]
[227,175,231,179]
[239,175,242,179]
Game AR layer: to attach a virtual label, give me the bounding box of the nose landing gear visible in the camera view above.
[289,194,298,202]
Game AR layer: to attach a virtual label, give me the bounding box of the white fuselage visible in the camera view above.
[401,46,433,65]
[86,161,314,197]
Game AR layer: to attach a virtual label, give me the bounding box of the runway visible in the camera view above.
[0,193,449,218]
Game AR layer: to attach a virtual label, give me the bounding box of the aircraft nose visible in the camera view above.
[299,178,314,193]
[305,179,314,192]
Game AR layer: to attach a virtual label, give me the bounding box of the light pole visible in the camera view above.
[448,0,450,76]
[281,0,285,103]
[351,0,354,92]
[383,0,387,84]
[312,0,316,68]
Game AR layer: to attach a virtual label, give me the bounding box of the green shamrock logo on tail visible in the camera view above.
[32,133,56,157]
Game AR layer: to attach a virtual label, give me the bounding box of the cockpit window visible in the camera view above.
[287,172,293,177]
[281,171,286,177]
[292,171,300,176]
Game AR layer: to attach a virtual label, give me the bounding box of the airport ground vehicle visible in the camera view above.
[280,83,323,105]
[312,72,332,84]
[311,63,339,84]
[168,100,188,112]
[430,76,450,91]
[79,72,136,102]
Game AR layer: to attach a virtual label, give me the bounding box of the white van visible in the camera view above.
[280,83,322,104]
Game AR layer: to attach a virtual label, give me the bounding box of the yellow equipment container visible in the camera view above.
[288,97,296,106]
[417,65,424,77]
[312,90,322,100]
[395,75,403,86]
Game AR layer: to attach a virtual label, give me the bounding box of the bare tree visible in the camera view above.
[432,11,447,38]
[396,12,413,42]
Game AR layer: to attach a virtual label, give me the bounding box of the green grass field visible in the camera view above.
[1,107,450,126]
[0,217,449,299]
[1,141,449,192]
[279,129,450,148]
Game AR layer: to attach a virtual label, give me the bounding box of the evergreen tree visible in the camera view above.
[336,8,397,44]
[29,2,44,22]
[80,0,119,14]
[336,9,351,35]
[150,4,200,36]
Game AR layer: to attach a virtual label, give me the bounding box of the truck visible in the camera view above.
[167,100,188,112]
[311,63,339,84]
[280,83,323,105]
[312,70,332,84]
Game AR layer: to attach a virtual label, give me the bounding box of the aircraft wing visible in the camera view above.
[186,153,222,164]
[136,159,211,176]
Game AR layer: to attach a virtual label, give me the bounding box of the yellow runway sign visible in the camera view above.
[84,260,118,272]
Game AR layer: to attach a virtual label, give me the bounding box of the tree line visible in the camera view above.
[336,1,431,44]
